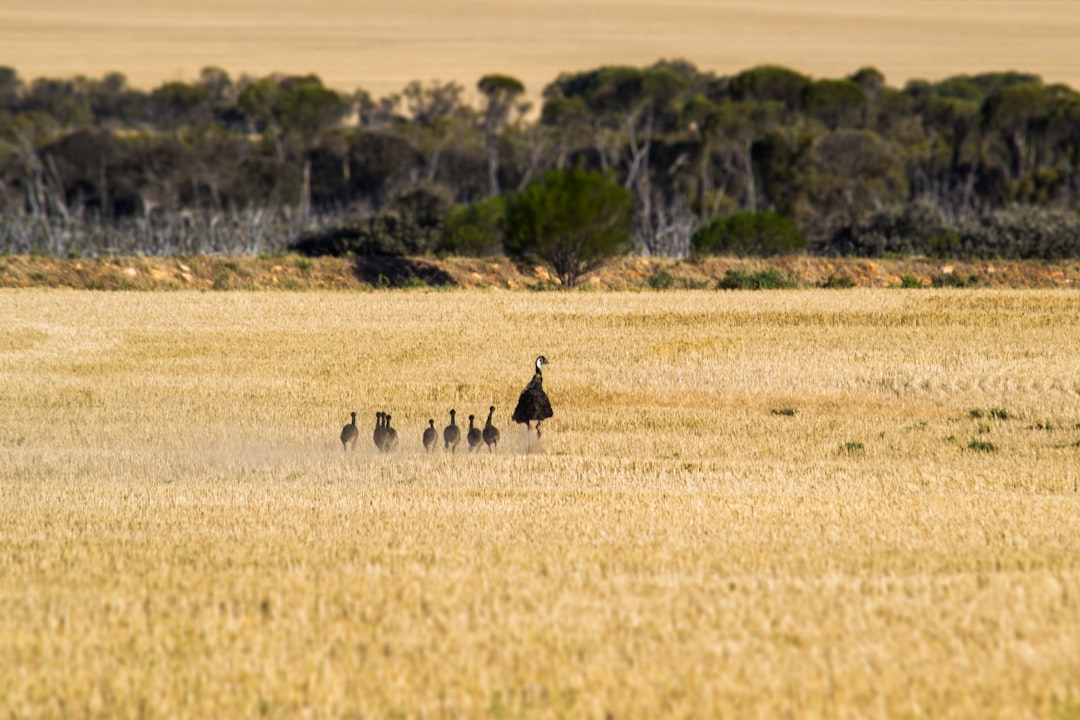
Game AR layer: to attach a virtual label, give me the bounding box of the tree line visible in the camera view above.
[2,61,1079,276]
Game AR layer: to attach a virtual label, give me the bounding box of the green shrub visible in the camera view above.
[647,269,675,290]
[718,267,798,290]
[968,438,997,452]
[212,269,232,290]
[829,201,1080,260]
[900,274,924,288]
[840,441,865,455]
[692,211,807,257]
[290,182,454,257]
[400,276,429,289]
[527,279,557,292]
[934,271,980,288]
[820,273,856,288]
[440,196,505,256]
[504,169,633,288]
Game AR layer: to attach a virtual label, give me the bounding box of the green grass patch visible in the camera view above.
[900,275,925,289]
[819,273,856,289]
[970,407,1011,421]
[718,268,798,290]
[647,269,675,290]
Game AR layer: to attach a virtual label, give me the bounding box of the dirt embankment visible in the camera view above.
[1,254,1079,291]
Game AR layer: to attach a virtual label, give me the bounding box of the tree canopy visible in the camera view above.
[2,60,1080,262]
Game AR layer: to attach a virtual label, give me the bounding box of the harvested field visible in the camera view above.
[4,1,1079,99]
[2,288,1079,717]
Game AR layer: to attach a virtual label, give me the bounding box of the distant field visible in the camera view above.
[2,288,1079,717]
[3,1,1080,100]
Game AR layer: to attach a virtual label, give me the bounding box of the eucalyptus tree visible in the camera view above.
[697,98,781,215]
[477,73,527,196]
[801,78,866,131]
[0,66,22,110]
[729,65,810,122]
[400,79,477,184]
[981,82,1053,181]
[540,62,697,255]
[794,128,906,244]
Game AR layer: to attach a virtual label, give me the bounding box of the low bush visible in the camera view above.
[828,202,1080,260]
[647,269,675,290]
[900,275,924,288]
[440,196,505,257]
[840,441,865,455]
[820,273,856,288]
[693,211,807,257]
[291,182,453,257]
[717,267,798,290]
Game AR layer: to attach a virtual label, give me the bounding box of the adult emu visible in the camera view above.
[512,356,553,437]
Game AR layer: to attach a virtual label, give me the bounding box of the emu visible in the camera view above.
[443,409,461,453]
[373,411,388,452]
[466,414,483,452]
[340,411,358,451]
[383,413,399,452]
[423,419,437,453]
[512,355,553,437]
[483,405,500,452]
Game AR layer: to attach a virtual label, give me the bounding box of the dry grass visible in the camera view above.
[2,288,1080,718]
[4,1,1080,100]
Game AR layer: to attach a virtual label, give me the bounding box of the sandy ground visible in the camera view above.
[2,254,1078,291]
[3,1,1079,101]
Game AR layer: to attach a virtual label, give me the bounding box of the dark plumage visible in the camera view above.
[383,413,398,452]
[483,405,500,452]
[467,414,483,452]
[423,419,437,453]
[373,411,388,451]
[340,411,358,451]
[512,355,553,437]
[443,409,461,453]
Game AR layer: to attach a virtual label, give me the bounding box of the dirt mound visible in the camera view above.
[1,254,1077,290]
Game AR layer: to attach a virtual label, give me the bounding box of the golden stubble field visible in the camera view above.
[2,288,1080,718]
[4,1,1080,100]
